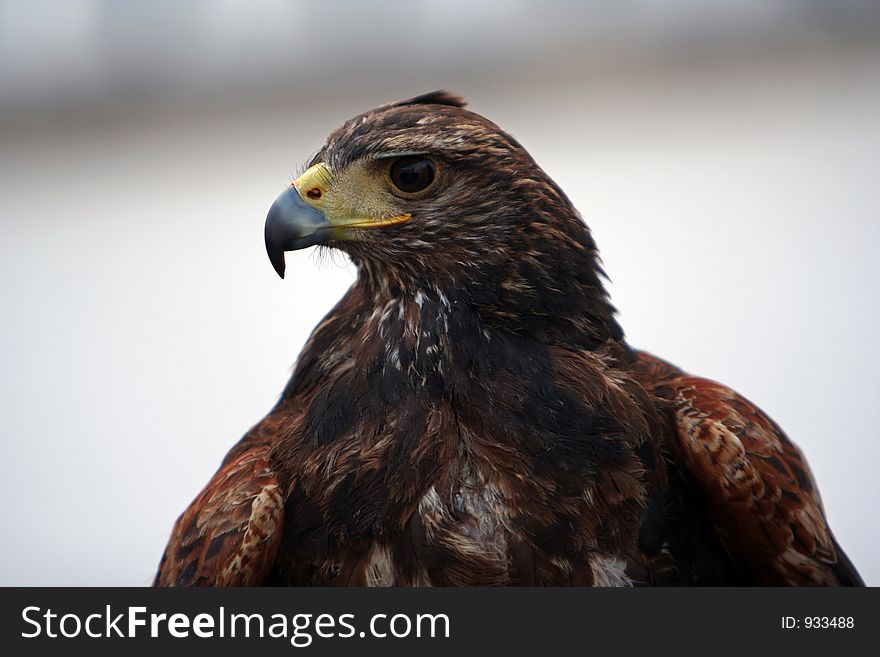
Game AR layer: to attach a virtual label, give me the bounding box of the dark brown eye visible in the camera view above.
[389,156,435,194]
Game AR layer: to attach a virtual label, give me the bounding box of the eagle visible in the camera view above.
[155,91,863,586]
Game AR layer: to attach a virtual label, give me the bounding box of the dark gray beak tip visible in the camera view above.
[269,251,286,279]
[264,187,331,279]
[264,218,288,279]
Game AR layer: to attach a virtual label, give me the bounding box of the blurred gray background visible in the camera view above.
[1,0,878,585]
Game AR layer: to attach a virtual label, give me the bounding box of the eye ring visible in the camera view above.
[388,156,437,195]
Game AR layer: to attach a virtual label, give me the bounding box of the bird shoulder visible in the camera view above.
[154,426,285,587]
[634,351,863,586]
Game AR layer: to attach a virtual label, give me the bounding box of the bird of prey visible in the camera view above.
[155,91,863,586]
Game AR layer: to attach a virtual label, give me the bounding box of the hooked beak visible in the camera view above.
[264,185,330,278]
[264,162,413,278]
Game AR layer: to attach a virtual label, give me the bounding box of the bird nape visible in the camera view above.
[155,91,863,587]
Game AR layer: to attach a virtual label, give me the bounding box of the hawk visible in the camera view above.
[155,91,863,586]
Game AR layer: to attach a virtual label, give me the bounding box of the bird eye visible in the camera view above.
[388,156,436,194]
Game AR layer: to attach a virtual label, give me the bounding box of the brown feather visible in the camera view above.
[154,428,285,586]
[631,351,864,586]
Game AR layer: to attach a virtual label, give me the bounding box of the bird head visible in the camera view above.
[266,91,623,347]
